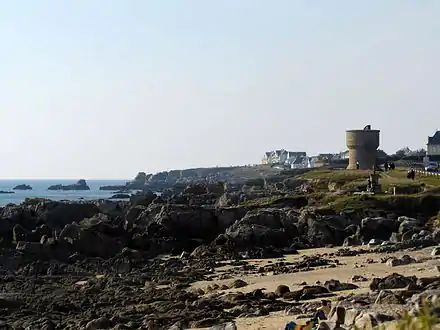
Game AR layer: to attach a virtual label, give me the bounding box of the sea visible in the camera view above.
[0,179,129,206]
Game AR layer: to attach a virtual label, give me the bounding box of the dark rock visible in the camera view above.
[370,273,417,291]
[47,179,90,191]
[398,216,421,234]
[351,275,368,282]
[375,290,405,304]
[230,279,247,288]
[275,285,290,297]
[99,185,126,191]
[386,255,419,267]
[225,208,299,248]
[416,276,440,288]
[41,201,100,229]
[13,184,32,190]
[109,194,130,199]
[359,217,397,241]
[324,279,358,292]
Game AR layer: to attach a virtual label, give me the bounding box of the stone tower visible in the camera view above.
[346,125,380,170]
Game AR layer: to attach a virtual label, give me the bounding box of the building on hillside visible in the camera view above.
[289,156,310,169]
[317,153,334,162]
[262,149,307,168]
[309,156,325,167]
[262,152,272,165]
[427,131,440,156]
[338,150,350,159]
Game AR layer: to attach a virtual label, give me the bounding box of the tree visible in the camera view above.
[394,147,411,158]
[376,149,388,158]
[413,148,426,156]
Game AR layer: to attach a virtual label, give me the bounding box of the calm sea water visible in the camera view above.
[0,180,129,206]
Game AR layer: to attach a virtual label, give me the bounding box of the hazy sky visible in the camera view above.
[1,1,439,179]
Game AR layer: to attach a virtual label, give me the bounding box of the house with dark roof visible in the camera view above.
[427,131,440,156]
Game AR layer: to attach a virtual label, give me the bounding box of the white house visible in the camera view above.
[262,149,307,168]
[427,131,440,156]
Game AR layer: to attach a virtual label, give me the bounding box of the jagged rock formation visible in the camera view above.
[99,172,151,191]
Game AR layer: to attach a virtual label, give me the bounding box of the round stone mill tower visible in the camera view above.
[346,125,380,170]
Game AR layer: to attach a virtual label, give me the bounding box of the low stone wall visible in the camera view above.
[415,170,440,177]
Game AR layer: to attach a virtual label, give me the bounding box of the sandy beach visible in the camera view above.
[192,246,440,329]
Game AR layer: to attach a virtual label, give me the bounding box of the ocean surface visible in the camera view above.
[0,180,129,206]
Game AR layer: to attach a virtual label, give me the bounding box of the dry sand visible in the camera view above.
[191,246,440,330]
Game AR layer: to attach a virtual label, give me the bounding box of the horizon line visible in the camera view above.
[0,178,130,181]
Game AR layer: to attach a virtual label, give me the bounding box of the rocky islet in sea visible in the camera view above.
[47,179,90,191]
[0,168,440,328]
[13,184,32,190]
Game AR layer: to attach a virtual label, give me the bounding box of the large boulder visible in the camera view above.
[299,210,349,246]
[225,223,287,247]
[359,217,398,242]
[0,204,36,231]
[127,203,224,243]
[370,273,417,291]
[147,205,219,240]
[59,222,122,258]
[40,202,100,229]
[397,216,423,234]
[224,208,298,248]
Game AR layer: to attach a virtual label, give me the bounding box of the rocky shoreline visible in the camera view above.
[1,168,440,329]
[99,166,283,192]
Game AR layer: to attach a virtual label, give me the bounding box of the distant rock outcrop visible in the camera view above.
[98,165,280,192]
[0,191,14,194]
[13,184,32,190]
[126,172,151,189]
[47,179,90,191]
[99,185,127,191]
[99,172,151,191]
[99,185,126,191]
[109,193,130,199]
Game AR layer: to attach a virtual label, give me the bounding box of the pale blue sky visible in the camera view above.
[1,1,439,178]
